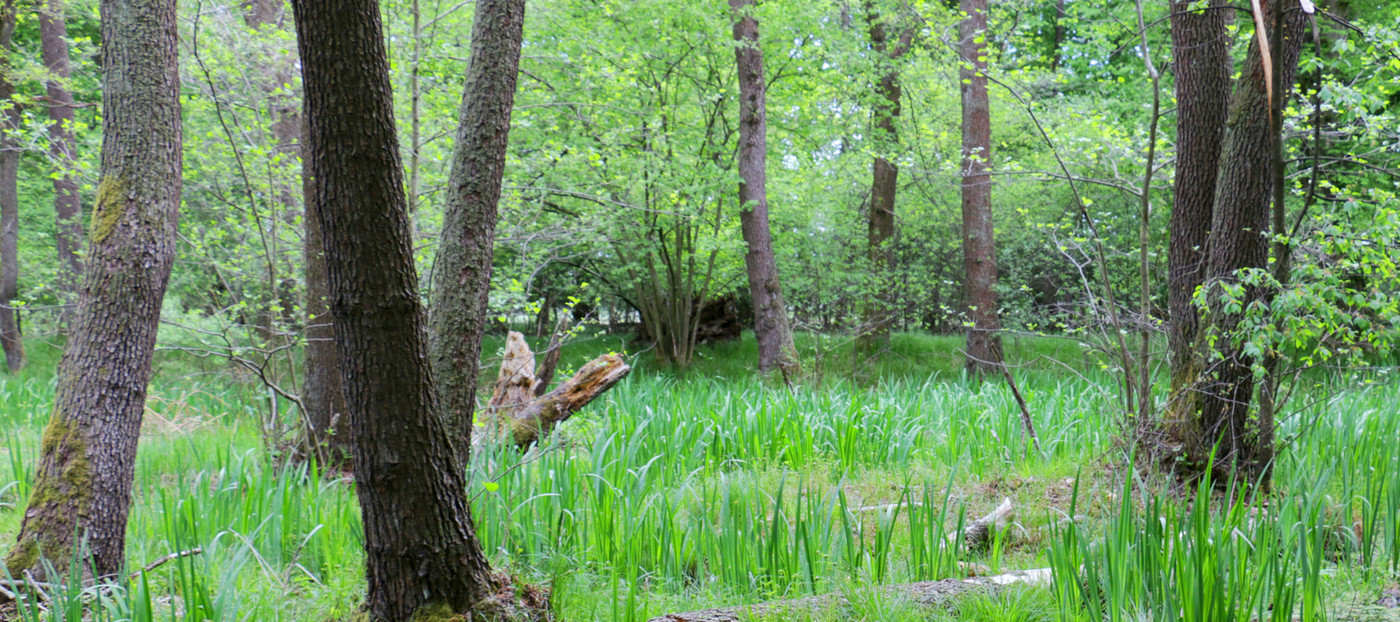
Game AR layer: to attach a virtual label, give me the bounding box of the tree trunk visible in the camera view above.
[290,0,499,617]
[38,0,84,317]
[855,2,913,361]
[238,0,350,468]
[3,0,182,579]
[959,0,1003,375]
[485,332,630,448]
[730,0,800,378]
[1188,0,1306,486]
[1050,0,1066,71]
[1164,0,1231,434]
[0,0,23,373]
[300,145,350,465]
[428,0,527,458]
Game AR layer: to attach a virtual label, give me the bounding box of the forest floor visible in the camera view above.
[0,329,1397,621]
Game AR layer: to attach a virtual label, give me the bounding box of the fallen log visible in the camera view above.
[484,331,631,448]
[647,568,1052,622]
[953,497,1014,553]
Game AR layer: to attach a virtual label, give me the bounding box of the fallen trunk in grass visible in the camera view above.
[483,331,630,447]
[647,568,1052,622]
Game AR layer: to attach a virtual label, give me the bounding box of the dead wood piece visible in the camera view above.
[951,497,1014,553]
[485,331,631,447]
[648,568,1056,622]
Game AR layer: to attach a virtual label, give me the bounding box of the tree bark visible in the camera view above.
[485,331,630,448]
[1164,0,1231,432]
[290,0,498,617]
[299,143,350,465]
[0,0,24,374]
[1188,0,1306,486]
[959,0,1003,375]
[3,0,182,579]
[38,0,84,317]
[730,0,800,378]
[428,0,527,458]
[855,2,913,360]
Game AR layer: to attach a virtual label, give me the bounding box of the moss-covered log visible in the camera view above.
[485,331,631,448]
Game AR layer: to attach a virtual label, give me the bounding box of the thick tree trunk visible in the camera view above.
[855,3,913,360]
[959,0,1003,375]
[1164,0,1231,433]
[730,0,800,378]
[3,0,182,579]
[428,0,527,457]
[38,0,84,316]
[1188,0,1306,486]
[0,0,23,373]
[290,0,499,617]
[485,332,630,448]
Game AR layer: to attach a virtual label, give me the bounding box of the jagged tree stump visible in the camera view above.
[484,331,630,447]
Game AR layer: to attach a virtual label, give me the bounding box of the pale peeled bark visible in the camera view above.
[485,331,631,448]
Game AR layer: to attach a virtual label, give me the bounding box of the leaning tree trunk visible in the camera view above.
[1164,0,1231,437]
[1188,0,1306,487]
[3,0,182,579]
[730,0,800,379]
[38,0,84,316]
[0,0,24,374]
[959,0,1003,375]
[855,1,914,362]
[300,142,351,465]
[290,0,498,617]
[428,0,526,459]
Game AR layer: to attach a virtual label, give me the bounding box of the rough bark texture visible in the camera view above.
[485,331,631,448]
[959,0,1003,375]
[290,0,498,616]
[1188,0,1306,486]
[0,0,25,373]
[1165,0,1231,432]
[3,0,182,579]
[240,0,349,468]
[299,137,350,465]
[730,0,800,378]
[855,2,913,359]
[38,0,84,313]
[428,0,527,458]
[954,497,1013,553]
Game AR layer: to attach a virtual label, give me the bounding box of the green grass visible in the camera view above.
[0,331,1395,620]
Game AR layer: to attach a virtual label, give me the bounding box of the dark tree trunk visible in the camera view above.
[239,0,349,467]
[855,2,913,360]
[290,0,497,617]
[730,0,800,378]
[300,148,350,465]
[1188,0,1307,486]
[1165,0,1231,429]
[959,0,1003,375]
[428,0,526,457]
[3,0,182,579]
[38,0,84,316]
[0,0,24,373]
[1050,0,1066,71]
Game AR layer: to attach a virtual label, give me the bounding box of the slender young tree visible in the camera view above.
[3,0,182,578]
[1164,0,1231,430]
[730,0,800,378]
[1187,0,1307,485]
[290,0,499,617]
[300,140,350,464]
[959,0,1003,374]
[854,0,914,360]
[0,0,23,373]
[37,0,84,311]
[429,0,527,454]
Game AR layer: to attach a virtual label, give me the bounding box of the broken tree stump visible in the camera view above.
[484,331,631,448]
[954,497,1014,553]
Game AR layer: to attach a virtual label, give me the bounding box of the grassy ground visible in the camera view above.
[0,330,1396,620]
